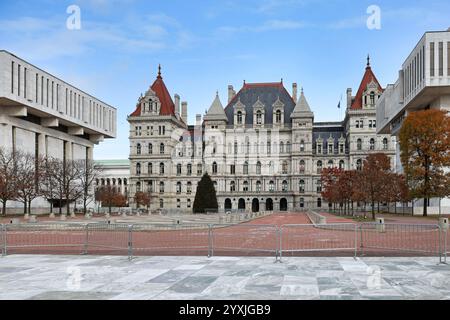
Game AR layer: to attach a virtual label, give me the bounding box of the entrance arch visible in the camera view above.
[252,198,259,212]
[238,198,246,210]
[266,198,273,211]
[280,198,288,211]
[224,198,232,211]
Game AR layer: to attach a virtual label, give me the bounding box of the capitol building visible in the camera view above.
[125,59,396,213]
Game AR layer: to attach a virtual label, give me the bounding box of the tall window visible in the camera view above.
[275,110,282,123]
[383,138,388,150]
[299,180,305,193]
[282,161,288,174]
[148,143,153,154]
[212,162,218,174]
[256,111,262,124]
[237,111,243,124]
[136,163,141,175]
[160,199,164,208]
[280,142,284,153]
[230,181,236,192]
[176,163,182,176]
[230,164,236,175]
[356,159,362,171]
[136,182,141,192]
[317,161,322,174]
[187,182,192,194]
[370,138,375,150]
[317,143,322,154]
[187,164,192,176]
[282,180,288,192]
[243,181,249,192]
[299,160,305,173]
[357,139,362,151]
[197,163,202,175]
[339,160,345,169]
[159,182,164,193]
[269,181,275,192]
[256,161,262,175]
[286,142,291,153]
[136,143,141,155]
[370,91,375,106]
[430,42,435,77]
[243,161,249,175]
[300,140,305,152]
[256,181,261,192]
[267,141,271,154]
[160,143,165,154]
[316,180,322,193]
[176,182,182,194]
[328,160,333,168]
[234,142,238,154]
[159,162,165,175]
[148,163,153,174]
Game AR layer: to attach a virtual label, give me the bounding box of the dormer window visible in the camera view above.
[370,91,375,106]
[237,111,243,124]
[275,110,282,123]
[256,111,263,125]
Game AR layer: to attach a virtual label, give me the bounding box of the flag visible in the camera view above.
[337,101,341,109]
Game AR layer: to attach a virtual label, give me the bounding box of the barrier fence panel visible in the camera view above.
[130,223,210,257]
[359,223,441,257]
[4,223,86,255]
[85,223,130,256]
[280,223,357,258]
[1,224,6,256]
[210,224,278,257]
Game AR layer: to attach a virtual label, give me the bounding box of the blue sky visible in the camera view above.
[1,0,449,159]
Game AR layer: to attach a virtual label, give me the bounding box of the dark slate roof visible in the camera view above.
[224,82,296,125]
[312,123,348,154]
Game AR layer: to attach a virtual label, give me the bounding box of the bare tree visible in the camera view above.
[40,157,60,214]
[74,159,102,215]
[0,147,19,216]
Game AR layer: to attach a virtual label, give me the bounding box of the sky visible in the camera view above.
[0,0,449,160]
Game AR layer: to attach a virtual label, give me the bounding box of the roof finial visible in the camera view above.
[301,87,304,94]
[216,90,219,96]
[367,54,370,67]
[158,64,162,77]
[281,78,283,84]
[243,79,246,85]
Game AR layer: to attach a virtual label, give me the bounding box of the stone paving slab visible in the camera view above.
[0,255,449,300]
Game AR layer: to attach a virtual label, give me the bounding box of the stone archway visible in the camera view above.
[252,198,260,213]
[266,198,273,211]
[280,198,288,211]
[238,198,246,210]
[224,198,232,211]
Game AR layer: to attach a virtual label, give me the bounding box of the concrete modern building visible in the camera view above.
[0,50,117,213]
[127,61,395,213]
[377,29,450,214]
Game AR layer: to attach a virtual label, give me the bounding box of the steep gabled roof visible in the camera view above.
[204,92,228,122]
[130,66,175,117]
[291,88,314,119]
[350,58,384,110]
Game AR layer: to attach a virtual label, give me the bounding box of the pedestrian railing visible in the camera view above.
[0,221,447,263]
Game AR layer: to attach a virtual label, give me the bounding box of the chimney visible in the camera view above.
[228,85,236,103]
[174,94,180,117]
[346,88,352,109]
[196,114,202,126]
[292,83,298,102]
[181,101,188,124]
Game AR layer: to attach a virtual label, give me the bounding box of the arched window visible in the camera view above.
[136,163,141,175]
[299,198,305,208]
[176,163,182,175]
[282,161,288,174]
[256,161,262,175]
[136,143,141,155]
[243,181,249,192]
[317,198,322,208]
[187,182,192,194]
[299,180,305,193]
[299,160,305,173]
[286,142,291,153]
[160,143,165,154]
[230,181,236,192]
[212,162,218,174]
[159,198,164,208]
[280,142,284,153]
[282,180,288,192]
[237,111,243,124]
[275,110,282,123]
[256,181,262,192]
[370,138,375,150]
[187,164,192,176]
[357,139,362,151]
[383,138,388,150]
[339,160,345,169]
[148,143,153,154]
[370,91,375,106]
[176,182,182,193]
[317,160,323,174]
[356,159,362,171]
[256,110,262,124]
[234,142,238,154]
[316,180,322,192]
[243,161,249,175]
[328,160,333,168]
[159,162,165,175]
[136,182,141,192]
[269,180,275,192]
[159,181,164,193]
[300,140,305,152]
[197,163,202,175]
[148,163,153,174]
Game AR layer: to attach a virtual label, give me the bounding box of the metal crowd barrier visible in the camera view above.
[0,221,447,263]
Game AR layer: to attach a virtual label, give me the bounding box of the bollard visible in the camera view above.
[439,218,449,231]
[376,218,385,233]
[29,215,37,223]
[128,225,133,260]
[60,215,67,221]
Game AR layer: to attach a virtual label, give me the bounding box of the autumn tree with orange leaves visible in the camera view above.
[399,109,450,216]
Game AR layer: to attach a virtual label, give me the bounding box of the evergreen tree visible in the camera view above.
[193,173,218,214]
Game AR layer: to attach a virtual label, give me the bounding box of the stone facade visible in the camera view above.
[127,61,396,213]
